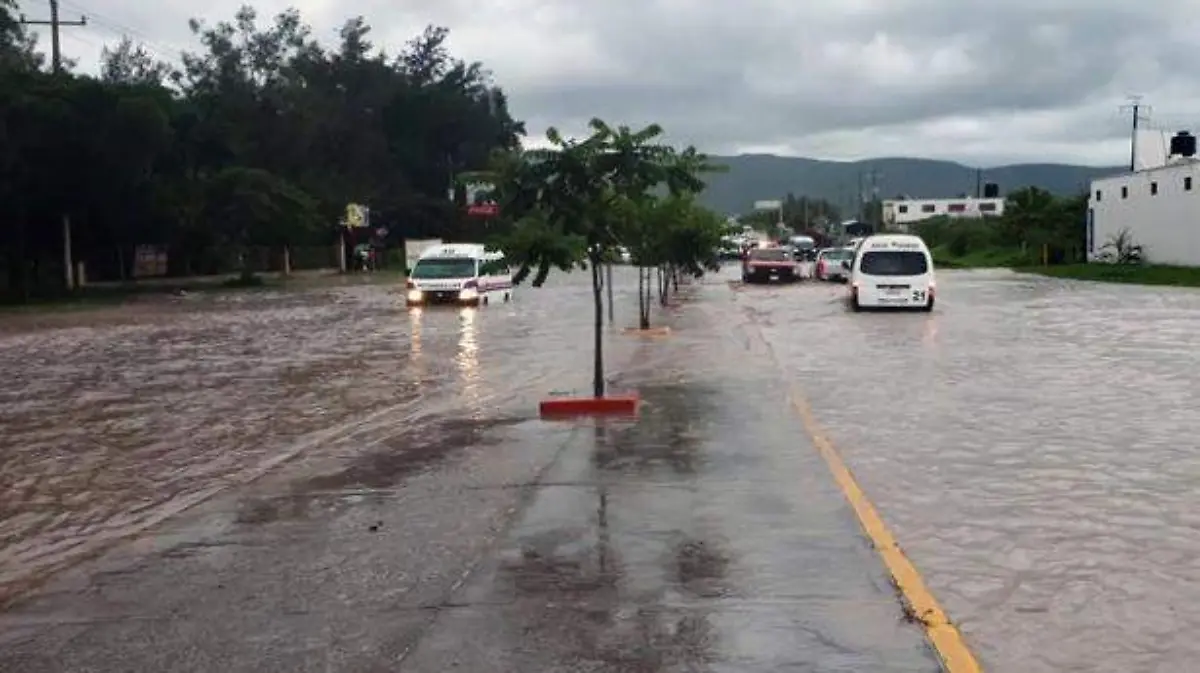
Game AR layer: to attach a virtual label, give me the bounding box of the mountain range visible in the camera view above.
[696,154,1123,216]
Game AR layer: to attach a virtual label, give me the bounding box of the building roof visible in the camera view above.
[882,197,1003,204]
[1092,157,1199,185]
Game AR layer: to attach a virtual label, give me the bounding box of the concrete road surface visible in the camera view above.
[0,270,937,672]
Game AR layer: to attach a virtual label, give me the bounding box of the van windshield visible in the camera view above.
[410,258,476,279]
[859,250,928,275]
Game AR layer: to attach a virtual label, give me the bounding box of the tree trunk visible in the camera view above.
[657,266,668,305]
[282,246,292,276]
[606,263,614,324]
[637,266,649,329]
[239,243,255,281]
[672,267,679,293]
[642,267,653,328]
[590,250,605,398]
[62,215,74,291]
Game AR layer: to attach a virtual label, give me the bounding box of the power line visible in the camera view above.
[58,0,187,64]
[19,0,87,75]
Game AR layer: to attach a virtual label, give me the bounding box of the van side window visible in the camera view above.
[482,259,510,276]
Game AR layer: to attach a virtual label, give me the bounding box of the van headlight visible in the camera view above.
[407,289,423,302]
[459,288,478,300]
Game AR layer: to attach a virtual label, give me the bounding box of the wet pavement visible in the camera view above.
[0,269,936,672]
[3,266,1200,671]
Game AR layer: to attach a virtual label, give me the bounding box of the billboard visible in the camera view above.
[753,200,782,211]
[464,181,498,217]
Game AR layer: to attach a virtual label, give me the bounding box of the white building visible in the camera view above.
[881,197,1005,230]
[1088,156,1200,265]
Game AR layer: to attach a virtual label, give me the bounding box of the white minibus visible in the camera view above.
[405,243,513,306]
[844,234,935,311]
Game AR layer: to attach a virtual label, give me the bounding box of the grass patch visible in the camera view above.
[1014,264,1200,287]
[931,246,1030,269]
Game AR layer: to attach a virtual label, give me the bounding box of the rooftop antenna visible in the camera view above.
[1119,95,1151,172]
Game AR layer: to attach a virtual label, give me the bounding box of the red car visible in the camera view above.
[742,246,800,283]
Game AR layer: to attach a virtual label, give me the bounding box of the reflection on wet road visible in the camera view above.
[3,266,1200,672]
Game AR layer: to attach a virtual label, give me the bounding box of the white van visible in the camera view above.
[405,243,513,306]
[844,234,935,311]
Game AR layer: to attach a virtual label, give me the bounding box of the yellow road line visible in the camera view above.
[790,391,982,673]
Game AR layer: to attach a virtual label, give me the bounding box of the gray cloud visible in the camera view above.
[34,0,1200,165]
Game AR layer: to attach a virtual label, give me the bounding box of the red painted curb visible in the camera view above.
[539,395,639,417]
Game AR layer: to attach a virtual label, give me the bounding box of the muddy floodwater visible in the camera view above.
[734,268,1200,672]
[2,267,1200,672]
[0,277,643,603]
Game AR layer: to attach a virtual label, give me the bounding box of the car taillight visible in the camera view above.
[928,283,936,296]
[817,261,825,273]
[406,279,415,289]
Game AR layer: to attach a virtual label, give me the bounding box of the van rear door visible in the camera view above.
[856,249,932,304]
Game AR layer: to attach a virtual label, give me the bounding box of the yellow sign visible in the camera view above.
[344,203,367,228]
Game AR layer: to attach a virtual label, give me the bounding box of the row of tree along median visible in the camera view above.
[465,119,730,401]
[913,186,1200,287]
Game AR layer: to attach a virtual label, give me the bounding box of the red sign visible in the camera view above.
[467,203,499,216]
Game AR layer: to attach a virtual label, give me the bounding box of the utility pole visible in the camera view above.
[21,2,87,290]
[860,166,882,230]
[856,171,864,222]
[19,1,87,75]
[1119,95,1150,172]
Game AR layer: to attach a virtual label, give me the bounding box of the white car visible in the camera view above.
[845,234,935,311]
[814,247,854,281]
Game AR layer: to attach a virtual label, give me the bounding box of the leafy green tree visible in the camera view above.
[478,119,720,396]
[913,186,1087,266]
[739,193,842,236]
[618,195,722,327]
[0,0,41,71]
[0,5,523,301]
[660,198,724,291]
[100,37,171,85]
[202,167,320,279]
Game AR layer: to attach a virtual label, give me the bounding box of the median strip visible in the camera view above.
[790,390,983,673]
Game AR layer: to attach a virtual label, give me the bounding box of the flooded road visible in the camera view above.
[0,270,936,671]
[737,268,1200,672]
[2,265,1198,671]
[0,278,643,604]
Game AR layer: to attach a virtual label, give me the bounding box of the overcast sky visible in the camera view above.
[22,0,1200,167]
